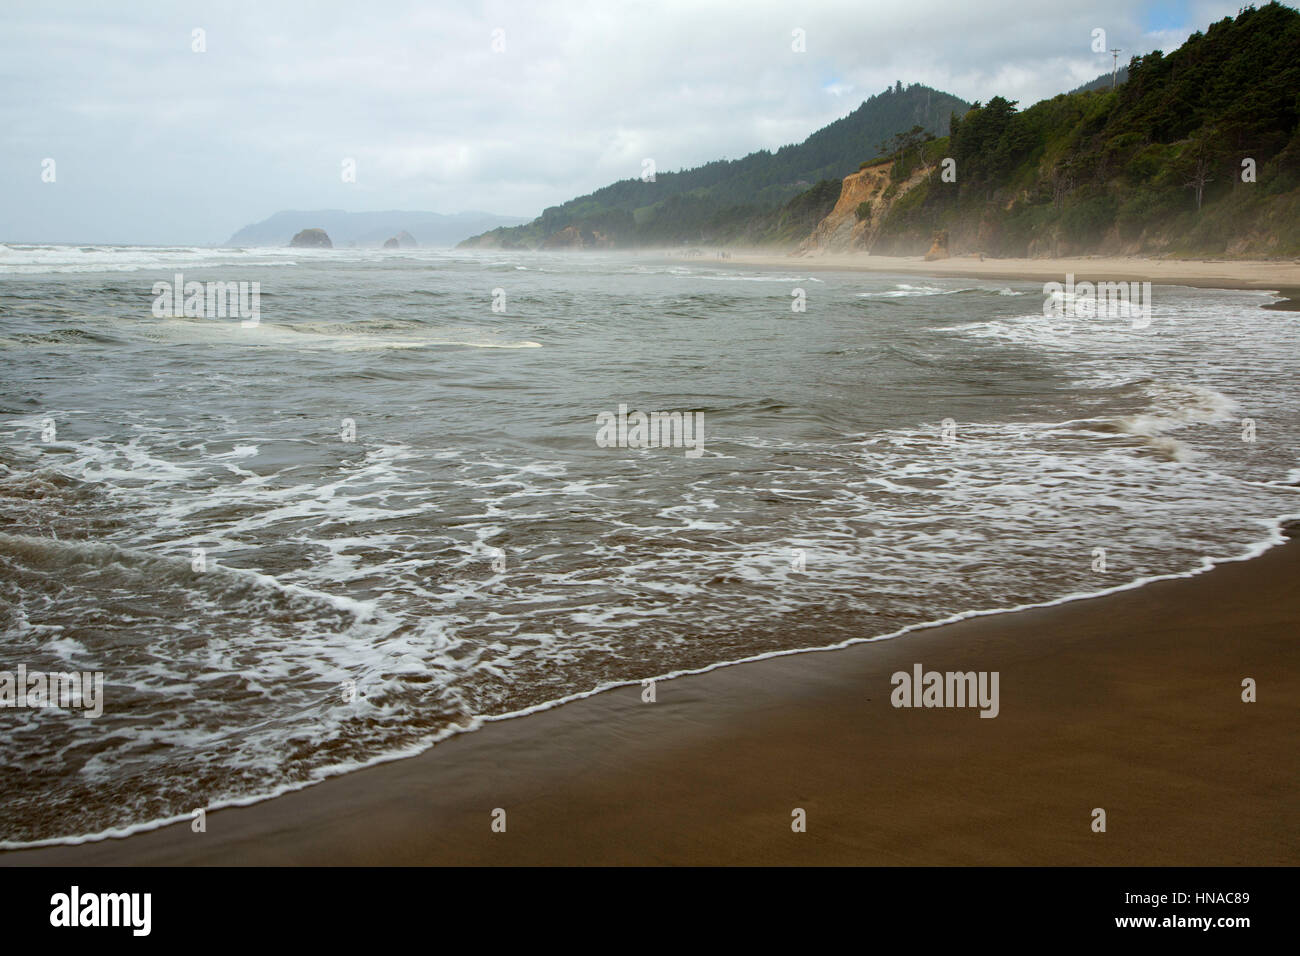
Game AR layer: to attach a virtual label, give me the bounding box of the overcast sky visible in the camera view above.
[0,0,1245,245]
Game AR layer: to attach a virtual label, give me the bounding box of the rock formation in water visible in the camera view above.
[382,230,417,249]
[289,228,333,248]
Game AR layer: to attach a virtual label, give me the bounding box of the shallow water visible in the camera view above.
[1,243,1297,845]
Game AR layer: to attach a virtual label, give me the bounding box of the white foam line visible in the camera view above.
[225,564,378,621]
[5,509,1298,852]
[474,510,1300,716]
[0,725,478,851]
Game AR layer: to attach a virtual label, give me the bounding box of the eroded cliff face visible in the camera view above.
[797,160,932,255]
[797,164,888,253]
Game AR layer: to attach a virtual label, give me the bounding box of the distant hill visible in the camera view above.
[802,2,1300,259]
[460,82,970,249]
[226,210,530,248]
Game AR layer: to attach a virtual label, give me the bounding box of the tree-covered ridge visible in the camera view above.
[1067,68,1129,96]
[870,2,1300,257]
[461,82,968,248]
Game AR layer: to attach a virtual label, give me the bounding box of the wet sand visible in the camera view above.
[6,531,1297,866]
[713,251,1300,298]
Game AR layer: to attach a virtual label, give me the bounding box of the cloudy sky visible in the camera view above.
[1,0,1245,244]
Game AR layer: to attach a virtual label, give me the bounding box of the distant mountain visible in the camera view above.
[461,82,970,249]
[226,210,530,248]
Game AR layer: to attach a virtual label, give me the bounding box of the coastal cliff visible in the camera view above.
[799,4,1300,259]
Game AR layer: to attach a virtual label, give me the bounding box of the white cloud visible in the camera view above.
[0,0,1247,243]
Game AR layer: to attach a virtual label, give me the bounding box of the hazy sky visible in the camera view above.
[1,0,1245,244]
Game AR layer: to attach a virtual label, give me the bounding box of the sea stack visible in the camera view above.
[289,228,333,248]
[382,231,417,249]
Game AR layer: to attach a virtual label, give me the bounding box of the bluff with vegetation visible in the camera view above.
[459,83,969,249]
[812,2,1300,258]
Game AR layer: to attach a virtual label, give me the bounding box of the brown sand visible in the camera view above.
[656,250,1300,309]
[5,533,1297,866]
[716,251,1300,295]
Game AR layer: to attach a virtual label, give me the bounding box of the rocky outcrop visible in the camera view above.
[540,225,614,249]
[797,162,892,254]
[463,233,528,250]
[924,229,949,260]
[797,160,936,256]
[229,211,528,248]
[383,230,418,249]
[289,228,332,248]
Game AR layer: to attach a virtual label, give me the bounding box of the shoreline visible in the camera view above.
[6,526,1297,866]
[3,252,1297,865]
[655,250,1300,304]
[5,522,1296,855]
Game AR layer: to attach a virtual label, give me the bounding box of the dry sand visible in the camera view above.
[716,251,1300,298]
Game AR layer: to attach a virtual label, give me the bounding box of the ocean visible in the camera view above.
[1,242,1297,846]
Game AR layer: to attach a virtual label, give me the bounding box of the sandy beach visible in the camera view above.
[690,252,1300,306]
[6,522,1296,866]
